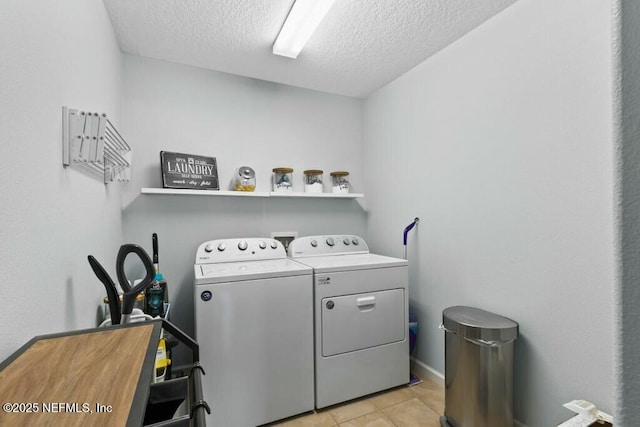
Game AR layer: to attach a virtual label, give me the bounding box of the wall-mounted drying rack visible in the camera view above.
[62,106,131,183]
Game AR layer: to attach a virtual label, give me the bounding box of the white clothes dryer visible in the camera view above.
[288,235,409,409]
[194,238,314,426]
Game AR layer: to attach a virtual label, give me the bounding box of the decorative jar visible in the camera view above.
[330,171,350,194]
[273,167,293,192]
[303,169,323,193]
[234,166,256,191]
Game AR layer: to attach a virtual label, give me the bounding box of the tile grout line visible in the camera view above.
[273,376,445,426]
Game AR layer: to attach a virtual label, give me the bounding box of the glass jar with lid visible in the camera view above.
[303,169,323,193]
[273,167,293,192]
[330,171,350,194]
[234,166,256,192]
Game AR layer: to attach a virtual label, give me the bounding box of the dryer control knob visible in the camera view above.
[259,241,267,249]
[204,243,214,253]
[217,243,226,252]
[270,241,278,249]
[352,238,359,246]
[343,239,350,245]
[310,239,318,247]
[238,241,248,251]
[326,237,335,247]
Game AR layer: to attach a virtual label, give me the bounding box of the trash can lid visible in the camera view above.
[443,306,518,343]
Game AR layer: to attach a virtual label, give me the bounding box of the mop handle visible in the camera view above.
[403,217,420,246]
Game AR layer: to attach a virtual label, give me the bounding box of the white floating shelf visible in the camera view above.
[141,188,269,197]
[140,188,363,199]
[269,192,363,199]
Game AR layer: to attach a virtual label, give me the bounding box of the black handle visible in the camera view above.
[152,233,159,265]
[87,255,121,325]
[161,319,200,362]
[116,244,155,315]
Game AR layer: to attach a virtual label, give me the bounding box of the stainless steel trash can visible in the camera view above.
[440,306,518,427]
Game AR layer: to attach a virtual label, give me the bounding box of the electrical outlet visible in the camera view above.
[271,231,298,252]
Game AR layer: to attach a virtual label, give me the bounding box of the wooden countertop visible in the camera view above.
[0,321,162,426]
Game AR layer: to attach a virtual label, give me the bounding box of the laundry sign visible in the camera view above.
[160,151,219,190]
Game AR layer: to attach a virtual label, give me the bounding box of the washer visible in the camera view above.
[288,235,409,409]
[194,238,314,426]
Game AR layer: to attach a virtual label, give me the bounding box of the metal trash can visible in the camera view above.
[440,306,518,427]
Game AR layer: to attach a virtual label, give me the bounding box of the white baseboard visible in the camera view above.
[410,356,444,386]
[410,357,528,427]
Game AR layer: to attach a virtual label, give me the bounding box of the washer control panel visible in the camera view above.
[288,235,369,258]
[196,238,285,264]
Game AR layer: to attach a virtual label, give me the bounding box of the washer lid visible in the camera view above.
[195,258,312,284]
[294,253,407,274]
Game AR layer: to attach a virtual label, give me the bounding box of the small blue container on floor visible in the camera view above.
[409,312,418,355]
[408,312,421,385]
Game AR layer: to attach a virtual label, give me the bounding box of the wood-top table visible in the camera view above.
[0,321,163,426]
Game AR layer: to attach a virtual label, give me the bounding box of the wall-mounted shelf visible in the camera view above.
[269,192,363,199]
[141,188,269,197]
[141,188,364,199]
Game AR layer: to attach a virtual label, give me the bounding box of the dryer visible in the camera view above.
[288,235,409,408]
[194,238,314,426]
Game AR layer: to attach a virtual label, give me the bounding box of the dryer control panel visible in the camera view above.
[289,235,369,258]
[195,238,285,264]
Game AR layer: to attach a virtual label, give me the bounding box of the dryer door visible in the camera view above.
[321,288,405,357]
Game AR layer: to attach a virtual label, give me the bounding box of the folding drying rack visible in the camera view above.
[62,106,131,183]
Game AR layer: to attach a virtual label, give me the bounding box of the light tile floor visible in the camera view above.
[272,376,444,427]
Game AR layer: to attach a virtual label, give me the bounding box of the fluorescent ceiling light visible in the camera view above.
[273,0,336,59]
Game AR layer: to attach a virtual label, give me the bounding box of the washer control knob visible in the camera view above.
[204,243,214,253]
[352,238,359,246]
[259,241,267,249]
[326,237,335,247]
[238,240,248,251]
[270,241,278,249]
[343,239,350,245]
[326,300,335,310]
[217,243,226,252]
[310,239,318,247]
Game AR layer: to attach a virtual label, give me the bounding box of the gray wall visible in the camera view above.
[363,1,615,426]
[120,55,366,354]
[3,2,637,426]
[615,0,640,425]
[0,0,124,361]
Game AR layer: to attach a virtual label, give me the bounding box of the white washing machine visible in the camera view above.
[288,235,409,409]
[194,238,314,426]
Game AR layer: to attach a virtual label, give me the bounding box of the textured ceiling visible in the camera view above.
[103,0,518,98]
